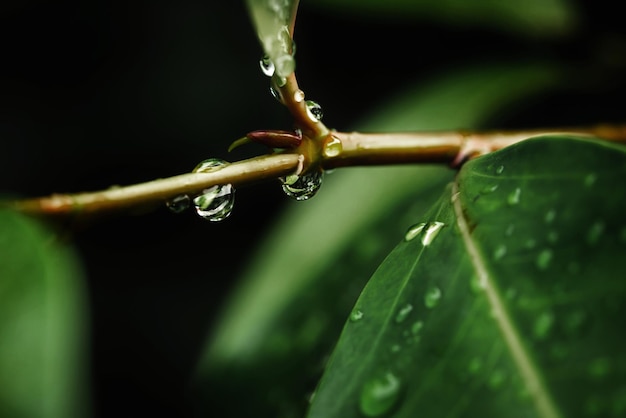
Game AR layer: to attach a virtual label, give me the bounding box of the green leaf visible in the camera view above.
[193,62,565,417]
[307,135,626,418]
[306,0,577,38]
[0,210,90,418]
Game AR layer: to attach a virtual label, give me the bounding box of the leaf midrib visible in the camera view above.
[452,179,562,418]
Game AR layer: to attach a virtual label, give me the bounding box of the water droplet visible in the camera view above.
[410,320,423,335]
[507,187,521,205]
[587,221,605,246]
[468,357,482,374]
[525,239,536,249]
[404,223,426,242]
[166,194,190,213]
[395,304,413,323]
[323,135,343,158]
[493,244,507,261]
[496,165,505,175]
[280,168,324,201]
[588,357,611,379]
[390,344,401,353]
[305,100,323,122]
[193,184,235,222]
[469,275,485,294]
[350,309,364,322]
[269,85,283,103]
[359,372,401,417]
[584,173,597,187]
[505,224,515,236]
[293,89,305,103]
[424,286,442,309]
[193,158,228,173]
[422,222,445,246]
[536,249,553,270]
[544,209,556,223]
[533,311,554,340]
[547,231,559,243]
[481,184,498,194]
[488,369,507,389]
[259,54,275,76]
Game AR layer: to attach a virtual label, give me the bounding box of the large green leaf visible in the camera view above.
[0,210,90,418]
[307,135,626,418]
[192,62,563,417]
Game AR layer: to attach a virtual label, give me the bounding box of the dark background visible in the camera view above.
[1,1,624,416]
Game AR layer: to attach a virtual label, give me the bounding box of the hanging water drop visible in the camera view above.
[424,286,442,308]
[395,304,413,323]
[421,222,445,246]
[259,55,275,77]
[404,223,426,242]
[166,194,190,214]
[269,85,283,103]
[305,100,323,122]
[359,372,401,417]
[281,168,324,201]
[193,184,235,222]
[323,135,343,158]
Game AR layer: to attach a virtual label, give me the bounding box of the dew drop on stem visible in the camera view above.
[166,194,190,213]
[280,168,324,201]
[193,184,235,222]
[193,158,229,173]
[305,100,323,122]
[259,54,275,77]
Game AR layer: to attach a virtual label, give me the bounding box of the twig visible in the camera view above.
[6,124,626,217]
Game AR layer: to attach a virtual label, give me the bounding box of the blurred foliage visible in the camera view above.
[0,0,624,417]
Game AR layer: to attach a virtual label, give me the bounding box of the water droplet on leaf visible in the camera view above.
[424,286,442,308]
[395,304,413,323]
[544,209,556,223]
[421,222,445,246]
[350,309,364,322]
[496,165,505,175]
[305,100,323,122]
[404,223,426,242]
[281,168,324,201]
[410,320,423,335]
[587,221,605,246]
[166,194,190,213]
[193,184,235,222]
[507,187,521,205]
[323,135,343,157]
[493,244,507,261]
[481,184,498,194]
[536,249,553,270]
[533,311,554,340]
[359,372,401,417]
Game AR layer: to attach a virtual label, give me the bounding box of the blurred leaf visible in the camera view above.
[307,136,626,417]
[192,61,565,417]
[306,0,578,38]
[0,210,89,418]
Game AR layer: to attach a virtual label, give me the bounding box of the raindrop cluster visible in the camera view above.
[165,158,236,222]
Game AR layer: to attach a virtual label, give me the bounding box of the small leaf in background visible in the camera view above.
[305,0,577,38]
[0,209,90,418]
[307,136,626,417]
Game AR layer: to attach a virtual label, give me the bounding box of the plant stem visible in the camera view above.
[6,125,626,217]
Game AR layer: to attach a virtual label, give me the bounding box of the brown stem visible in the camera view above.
[5,124,626,217]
